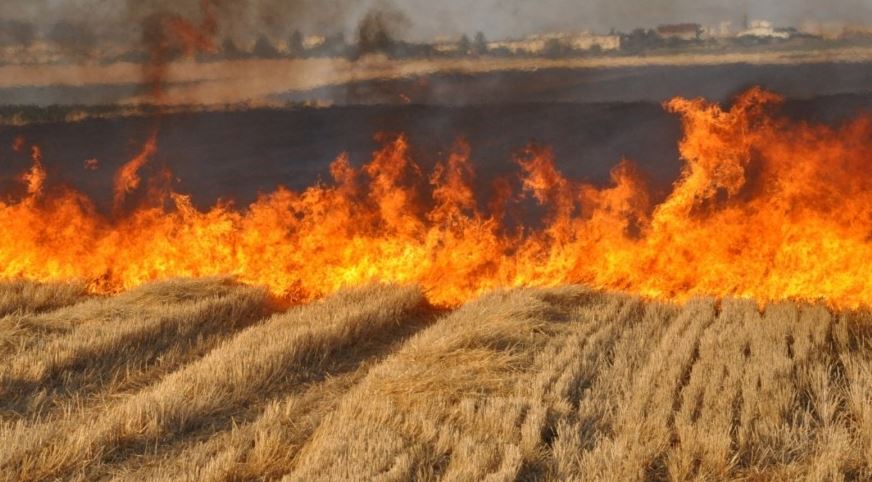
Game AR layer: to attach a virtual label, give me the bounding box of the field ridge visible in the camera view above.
[0,280,870,481]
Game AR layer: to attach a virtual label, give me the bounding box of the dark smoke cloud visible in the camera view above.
[357,2,411,54]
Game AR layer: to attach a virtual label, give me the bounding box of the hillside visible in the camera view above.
[1,279,870,481]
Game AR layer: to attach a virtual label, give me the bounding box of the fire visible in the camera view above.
[114,132,158,212]
[12,135,25,153]
[1,87,870,309]
[21,146,46,198]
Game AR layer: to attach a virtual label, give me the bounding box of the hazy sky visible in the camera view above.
[1,0,871,42]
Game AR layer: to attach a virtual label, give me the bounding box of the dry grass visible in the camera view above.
[0,279,870,481]
[0,281,88,317]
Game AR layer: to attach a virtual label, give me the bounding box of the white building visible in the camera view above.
[738,20,792,40]
[567,33,621,51]
[487,32,620,55]
[702,21,734,39]
[303,35,326,49]
[0,42,73,64]
[487,37,548,54]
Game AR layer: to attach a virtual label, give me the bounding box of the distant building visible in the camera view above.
[702,21,734,39]
[487,32,620,55]
[566,33,621,51]
[799,21,845,40]
[432,36,464,54]
[433,42,460,54]
[303,35,326,49]
[839,25,872,40]
[0,42,64,64]
[738,20,792,40]
[656,24,703,41]
[487,37,547,55]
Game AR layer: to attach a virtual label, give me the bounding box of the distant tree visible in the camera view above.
[458,34,471,55]
[252,35,279,58]
[310,32,348,58]
[329,32,349,57]
[288,30,304,57]
[473,31,488,55]
[543,38,566,58]
[222,37,244,59]
[621,28,663,52]
[489,46,512,58]
[0,20,35,47]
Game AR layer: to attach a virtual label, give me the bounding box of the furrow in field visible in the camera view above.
[548,297,681,479]
[0,282,89,318]
[0,282,91,360]
[287,286,617,481]
[2,282,872,481]
[0,283,429,482]
[0,279,273,421]
[571,297,717,481]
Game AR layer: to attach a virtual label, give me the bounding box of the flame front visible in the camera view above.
[2,88,870,308]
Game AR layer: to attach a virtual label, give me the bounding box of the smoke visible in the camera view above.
[0,0,416,52]
[111,0,220,212]
[0,19,35,47]
[2,0,872,49]
[357,2,411,55]
[48,21,97,59]
[134,0,217,105]
[121,0,366,48]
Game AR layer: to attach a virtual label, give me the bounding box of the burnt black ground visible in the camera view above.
[280,62,872,106]
[0,63,871,212]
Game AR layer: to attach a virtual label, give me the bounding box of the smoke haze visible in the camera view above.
[1,0,870,45]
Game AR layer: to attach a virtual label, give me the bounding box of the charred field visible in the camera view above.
[2,60,872,210]
[1,58,872,481]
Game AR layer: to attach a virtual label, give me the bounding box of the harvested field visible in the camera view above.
[1,279,870,481]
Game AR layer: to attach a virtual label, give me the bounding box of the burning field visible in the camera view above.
[1,87,871,309]
[2,0,872,480]
[1,84,872,480]
[1,2,869,312]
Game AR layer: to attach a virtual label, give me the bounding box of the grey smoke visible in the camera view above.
[0,19,35,47]
[1,0,870,47]
[357,2,411,54]
[48,21,96,57]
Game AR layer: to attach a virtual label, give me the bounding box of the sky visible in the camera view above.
[1,0,871,43]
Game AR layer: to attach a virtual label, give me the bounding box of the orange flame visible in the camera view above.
[12,135,25,153]
[1,87,870,309]
[22,146,46,198]
[113,131,158,212]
